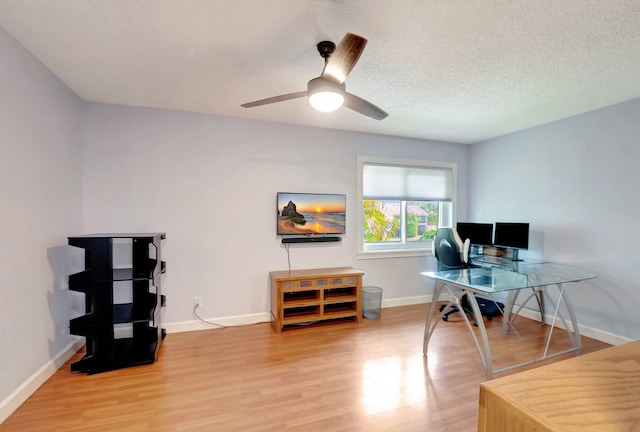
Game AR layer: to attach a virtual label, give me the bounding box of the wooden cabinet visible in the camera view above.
[478,340,640,432]
[269,267,364,333]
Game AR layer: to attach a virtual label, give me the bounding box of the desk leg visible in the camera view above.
[502,287,546,336]
[463,291,494,380]
[502,290,518,335]
[423,280,445,355]
[424,282,494,379]
[537,289,545,324]
[561,283,582,355]
[541,283,582,358]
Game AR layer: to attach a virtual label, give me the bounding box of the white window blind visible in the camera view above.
[362,164,453,201]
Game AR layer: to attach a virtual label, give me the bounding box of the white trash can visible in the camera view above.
[362,286,383,319]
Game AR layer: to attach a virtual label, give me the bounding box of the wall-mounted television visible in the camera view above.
[277,192,346,236]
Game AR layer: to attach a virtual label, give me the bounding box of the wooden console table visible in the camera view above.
[269,267,364,333]
[478,340,640,432]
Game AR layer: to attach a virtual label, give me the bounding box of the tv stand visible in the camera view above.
[269,267,364,333]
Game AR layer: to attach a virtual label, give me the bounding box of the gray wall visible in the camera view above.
[81,103,470,325]
[0,27,83,409]
[470,98,640,343]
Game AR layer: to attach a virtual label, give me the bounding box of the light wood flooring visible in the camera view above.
[0,304,610,432]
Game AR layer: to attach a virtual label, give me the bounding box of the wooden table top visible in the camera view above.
[479,340,640,431]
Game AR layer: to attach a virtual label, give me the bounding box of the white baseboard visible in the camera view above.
[0,337,84,424]
[514,307,632,346]
[163,296,631,346]
[381,295,430,308]
[164,312,272,333]
[164,297,435,334]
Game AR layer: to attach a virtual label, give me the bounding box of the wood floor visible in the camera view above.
[0,304,610,432]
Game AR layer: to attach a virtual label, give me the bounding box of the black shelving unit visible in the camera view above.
[67,233,166,374]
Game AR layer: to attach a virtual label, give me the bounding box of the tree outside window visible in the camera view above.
[363,200,441,244]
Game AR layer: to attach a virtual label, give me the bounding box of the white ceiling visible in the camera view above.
[1,0,640,144]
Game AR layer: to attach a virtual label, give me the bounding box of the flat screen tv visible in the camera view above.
[456,222,494,246]
[277,193,346,236]
[493,222,530,250]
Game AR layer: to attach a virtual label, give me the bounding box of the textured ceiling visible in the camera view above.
[1,0,640,144]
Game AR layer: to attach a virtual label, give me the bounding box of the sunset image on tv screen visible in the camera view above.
[277,193,346,235]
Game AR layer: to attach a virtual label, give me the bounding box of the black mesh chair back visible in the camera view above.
[433,228,468,270]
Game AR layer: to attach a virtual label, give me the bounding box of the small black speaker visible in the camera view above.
[282,236,341,244]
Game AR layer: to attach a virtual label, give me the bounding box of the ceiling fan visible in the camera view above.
[241,33,388,121]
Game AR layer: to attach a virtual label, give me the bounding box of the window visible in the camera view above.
[358,156,456,258]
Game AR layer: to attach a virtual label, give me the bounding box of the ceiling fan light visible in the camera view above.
[309,91,344,112]
[307,77,345,113]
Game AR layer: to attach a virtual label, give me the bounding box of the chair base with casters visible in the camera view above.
[439,294,504,325]
[440,295,476,322]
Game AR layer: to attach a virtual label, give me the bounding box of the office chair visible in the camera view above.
[432,228,476,321]
[433,228,505,323]
[432,227,470,271]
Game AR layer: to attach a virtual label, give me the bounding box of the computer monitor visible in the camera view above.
[456,222,494,246]
[493,222,530,250]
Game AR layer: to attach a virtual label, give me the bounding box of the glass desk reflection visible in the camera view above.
[421,263,597,379]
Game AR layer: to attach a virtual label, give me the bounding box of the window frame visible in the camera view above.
[357,155,457,259]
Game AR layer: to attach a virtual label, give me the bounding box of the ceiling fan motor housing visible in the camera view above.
[307,77,345,93]
[316,41,336,58]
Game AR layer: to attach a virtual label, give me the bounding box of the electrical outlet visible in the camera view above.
[194,296,202,309]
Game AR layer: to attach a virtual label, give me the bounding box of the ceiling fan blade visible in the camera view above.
[241,91,307,108]
[344,93,388,121]
[322,33,367,84]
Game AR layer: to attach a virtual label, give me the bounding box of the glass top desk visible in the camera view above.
[421,263,597,379]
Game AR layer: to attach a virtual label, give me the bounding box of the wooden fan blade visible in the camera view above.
[344,92,388,121]
[241,91,307,108]
[322,33,367,84]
